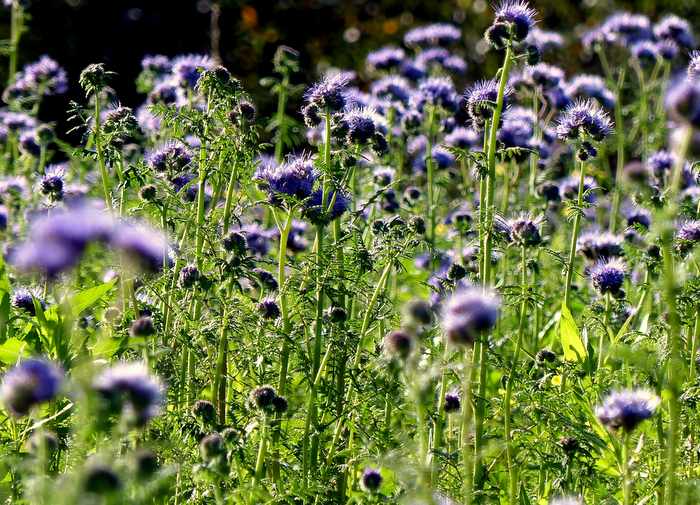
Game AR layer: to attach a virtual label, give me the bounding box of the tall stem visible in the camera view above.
[461,349,474,505]
[426,105,437,248]
[504,245,527,505]
[563,160,586,308]
[622,432,631,505]
[483,42,513,287]
[94,94,112,212]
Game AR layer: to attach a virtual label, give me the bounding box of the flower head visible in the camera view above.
[415,76,458,111]
[370,75,412,105]
[589,258,626,295]
[442,288,500,346]
[666,78,700,127]
[654,15,694,50]
[595,388,660,431]
[556,99,613,142]
[147,141,192,173]
[171,54,214,88]
[94,362,164,426]
[676,220,700,254]
[565,75,615,109]
[366,46,406,72]
[254,154,318,202]
[360,467,383,492]
[1,358,63,416]
[465,79,512,127]
[494,0,537,41]
[304,73,351,113]
[404,23,461,48]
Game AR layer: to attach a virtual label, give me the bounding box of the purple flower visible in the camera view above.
[444,391,461,413]
[415,48,467,75]
[304,189,351,225]
[595,388,659,431]
[556,99,613,141]
[404,23,461,48]
[110,222,171,273]
[370,75,412,105]
[631,41,659,65]
[577,231,624,260]
[1,358,63,417]
[147,141,193,173]
[237,223,273,257]
[524,63,564,90]
[255,154,318,202]
[172,54,214,88]
[337,108,380,145]
[525,28,564,52]
[11,288,43,315]
[666,78,700,127]
[565,75,615,109]
[141,54,172,75]
[584,12,652,50]
[654,15,694,50]
[494,0,538,41]
[414,76,458,111]
[465,79,511,127]
[360,467,382,492]
[624,207,651,229]
[445,127,481,149]
[94,362,164,427]
[5,56,68,101]
[19,130,40,156]
[589,258,626,294]
[676,220,700,254]
[366,46,406,72]
[508,213,543,247]
[304,73,351,113]
[689,51,700,80]
[40,164,66,201]
[656,40,679,61]
[442,287,500,346]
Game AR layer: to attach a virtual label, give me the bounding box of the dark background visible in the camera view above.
[3,0,699,133]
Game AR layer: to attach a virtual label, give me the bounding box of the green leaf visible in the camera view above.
[0,337,27,364]
[69,279,117,317]
[560,302,587,362]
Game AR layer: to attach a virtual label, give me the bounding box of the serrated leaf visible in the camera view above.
[560,302,587,362]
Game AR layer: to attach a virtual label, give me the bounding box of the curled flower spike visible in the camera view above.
[254,154,318,202]
[654,15,695,50]
[404,23,461,48]
[508,213,544,247]
[565,75,615,109]
[465,79,512,127]
[689,51,700,80]
[595,388,660,432]
[94,362,165,427]
[360,467,382,492]
[146,141,192,173]
[414,76,458,112]
[370,75,412,105]
[1,358,63,417]
[366,46,406,73]
[524,63,564,90]
[666,78,700,128]
[556,99,613,142]
[526,28,564,52]
[577,231,624,261]
[589,258,626,295]
[442,287,500,346]
[171,54,214,88]
[675,220,700,255]
[494,0,538,41]
[303,73,351,114]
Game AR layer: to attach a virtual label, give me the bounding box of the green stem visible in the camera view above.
[483,42,513,287]
[622,432,632,505]
[93,94,112,211]
[563,160,586,308]
[462,349,474,505]
[504,245,527,505]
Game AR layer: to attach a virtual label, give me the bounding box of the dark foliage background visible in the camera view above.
[3,0,699,134]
